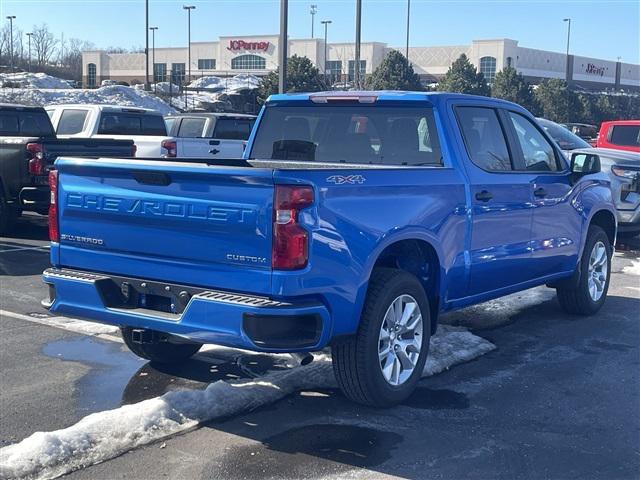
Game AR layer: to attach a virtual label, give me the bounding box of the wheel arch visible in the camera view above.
[589,209,616,247]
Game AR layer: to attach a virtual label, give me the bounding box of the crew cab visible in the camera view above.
[596,120,640,153]
[0,103,134,234]
[163,113,256,159]
[42,92,617,407]
[45,105,174,158]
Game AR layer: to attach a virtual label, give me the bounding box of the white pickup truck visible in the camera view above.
[45,105,174,158]
[164,113,256,159]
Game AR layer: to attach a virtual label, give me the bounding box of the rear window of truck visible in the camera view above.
[213,118,255,141]
[249,105,442,166]
[97,112,167,136]
[0,110,55,137]
[610,125,640,147]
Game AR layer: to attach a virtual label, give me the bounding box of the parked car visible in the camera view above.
[45,105,174,158]
[163,113,256,159]
[583,147,639,236]
[563,123,598,145]
[0,103,135,234]
[596,120,640,153]
[43,92,616,407]
[537,118,591,156]
[100,79,118,87]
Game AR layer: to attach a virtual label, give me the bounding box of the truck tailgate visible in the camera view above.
[54,157,274,294]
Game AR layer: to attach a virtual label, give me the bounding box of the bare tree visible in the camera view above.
[64,38,94,79]
[32,23,58,66]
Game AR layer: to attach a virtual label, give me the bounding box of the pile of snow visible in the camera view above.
[0,85,176,115]
[0,72,74,89]
[188,74,261,93]
[622,260,640,276]
[0,325,494,480]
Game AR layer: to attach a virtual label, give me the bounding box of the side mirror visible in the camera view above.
[570,152,601,177]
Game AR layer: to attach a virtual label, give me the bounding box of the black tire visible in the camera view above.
[0,189,17,235]
[121,327,202,363]
[332,268,431,407]
[557,225,612,315]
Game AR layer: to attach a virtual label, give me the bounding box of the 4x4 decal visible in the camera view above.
[326,175,366,185]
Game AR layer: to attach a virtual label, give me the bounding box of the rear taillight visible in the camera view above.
[48,170,59,242]
[272,185,313,270]
[161,140,177,158]
[27,142,45,175]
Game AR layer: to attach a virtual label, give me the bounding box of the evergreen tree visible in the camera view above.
[258,55,326,104]
[365,50,423,91]
[437,54,490,96]
[534,79,581,123]
[491,67,538,113]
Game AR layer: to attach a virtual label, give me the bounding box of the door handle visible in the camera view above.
[475,190,493,202]
[533,187,547,198]
[209,149,220,155]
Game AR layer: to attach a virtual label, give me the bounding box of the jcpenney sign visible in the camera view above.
[227,40,270,52]
[585,63,606,77]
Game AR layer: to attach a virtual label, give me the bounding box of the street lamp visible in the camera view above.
[354,0,362,89]
[6,16,16,73]
[149,26,158,92]
[405,0,411,62]
[279,0,288,93]
[145,0,150,90]
[183,5,196,86]
[321,20,332,81]
[563,18,571,82]
[310,4,317,38]
[26,32,33,73]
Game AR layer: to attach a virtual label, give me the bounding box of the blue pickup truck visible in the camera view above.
[43,92,616,406]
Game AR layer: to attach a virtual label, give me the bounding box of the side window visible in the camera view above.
[457,107,512,171]
[57,109,88,135]
[0,113,19,135]
[507,112,558,171]
[177,118,207,138]
[212,118,255,140]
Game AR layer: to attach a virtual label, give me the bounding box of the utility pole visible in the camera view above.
[321,20,332,81]
[354,0,362,89]
[405,0,411,61]
[145,0,150,90]
[6,16,16,73]
[563,18,571,82]
[150,26,158,92]
[26,32,33,73]
[183,5,196,85]
[279,0,288,93]
[310,4,317,38]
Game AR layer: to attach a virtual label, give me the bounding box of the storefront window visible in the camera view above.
[171,63,185,85]
[479,56,497,83]
[326,60,342,83]
[231,55,266,70]
[154,63,167,83]
[198,59,216,70]
[348,60,366,82]
[87,63,97,88]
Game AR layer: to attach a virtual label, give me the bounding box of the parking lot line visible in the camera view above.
[0,309,121,343]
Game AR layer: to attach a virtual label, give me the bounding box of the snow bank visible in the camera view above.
[188,74,260,92]
[0,325,494,480]
[622,260,640,276]
[0,85,176,115]
[0,72,73,89]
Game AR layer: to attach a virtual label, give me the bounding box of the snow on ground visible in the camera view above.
[0,85,176,115]
[622,260,640,276]
[188,74,260,92]
[0,325,494,480]
[0,72,74,89]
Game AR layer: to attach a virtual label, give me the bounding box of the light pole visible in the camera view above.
[354,0,362,89]
[6,16,16,73]
[563,18,571,82]
[149,26,158,92]
[26,32,33,73]
[145,0,150,90]
[405,0,411,62]
[279,0,288,93]
[321,20,332,82]
[310,4,317,38]
[183,5,196,85]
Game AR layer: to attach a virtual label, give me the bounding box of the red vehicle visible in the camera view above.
[596,120,640,153]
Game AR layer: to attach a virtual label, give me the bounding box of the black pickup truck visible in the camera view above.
[0,103,135,233]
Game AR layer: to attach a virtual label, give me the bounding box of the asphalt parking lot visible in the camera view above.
[1,213,639,480]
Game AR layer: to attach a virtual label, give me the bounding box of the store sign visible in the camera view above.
[585,63,605,77]
[227,40,270,52]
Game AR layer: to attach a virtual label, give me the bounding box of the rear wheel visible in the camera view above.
[557,225,612,315]
[332,268,431,407]
[121,327,202,363]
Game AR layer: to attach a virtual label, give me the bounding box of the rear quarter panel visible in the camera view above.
[272,167,468,338]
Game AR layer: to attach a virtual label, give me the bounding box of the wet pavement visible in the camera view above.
[1,212,639,479]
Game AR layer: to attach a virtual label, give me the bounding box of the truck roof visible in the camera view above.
[43,104,162,115]
[266,90,524,109]
[0,103,47,112]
